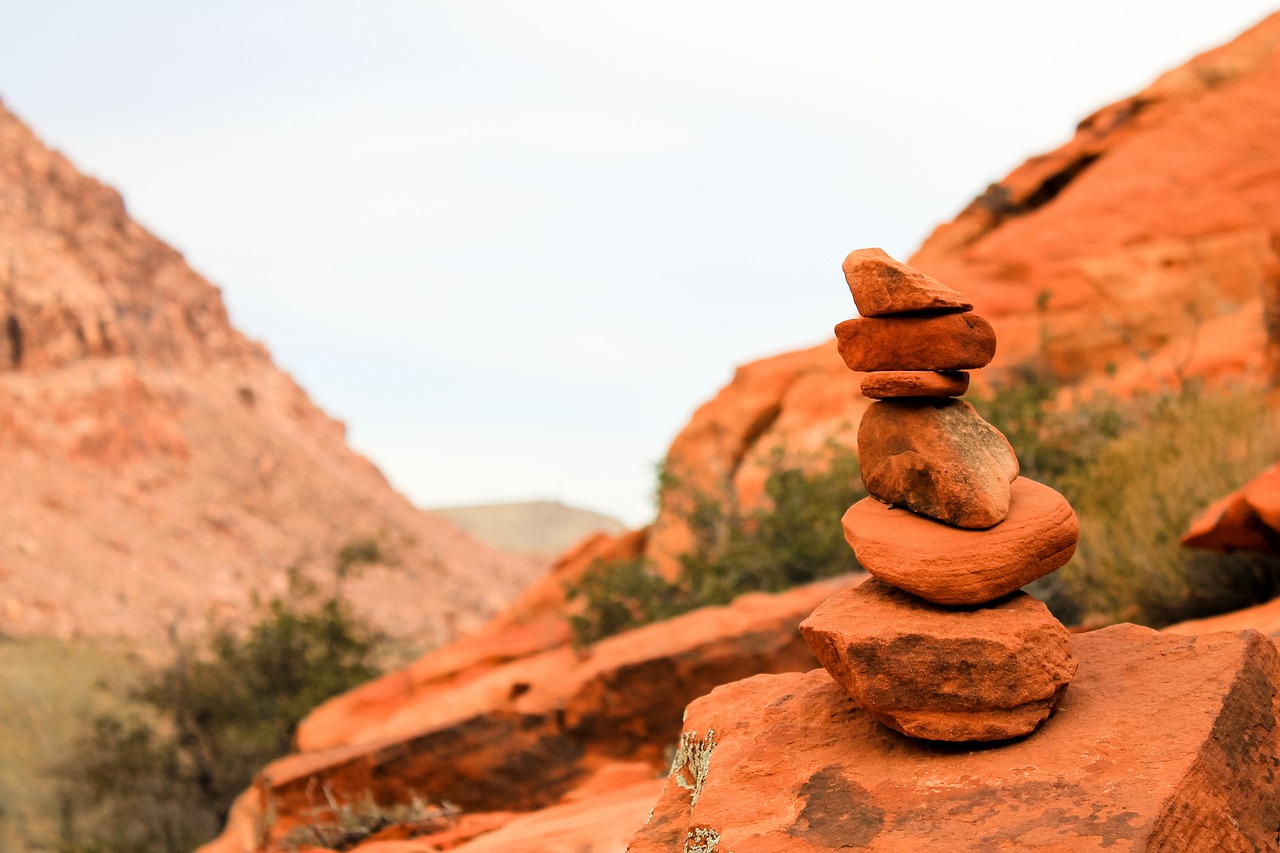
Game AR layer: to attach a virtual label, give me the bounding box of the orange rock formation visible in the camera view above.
[0,102,540,644]
[644,11,1280,572]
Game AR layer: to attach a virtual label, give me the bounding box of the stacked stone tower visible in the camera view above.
[801,248,1081,742]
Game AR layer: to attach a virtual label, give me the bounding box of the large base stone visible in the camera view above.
[630,625,1280,852]
[800,579,1075,741]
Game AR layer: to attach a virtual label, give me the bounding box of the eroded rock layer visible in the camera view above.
[632,625,1280,852]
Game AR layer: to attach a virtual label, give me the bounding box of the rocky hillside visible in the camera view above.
[641,10,1280,570]
[0,102,540,645]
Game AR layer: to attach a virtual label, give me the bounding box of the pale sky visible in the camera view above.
[1,2,1275,525]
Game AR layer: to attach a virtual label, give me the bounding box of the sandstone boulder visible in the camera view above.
[631,625,1280,852]
[1182,461,1280,554]
[842,248,973,317]
[835,313,996,372]
[843,478,1078,604]
[857,398,1018,528]
[800,578,1075,741]
[860,370,970,399]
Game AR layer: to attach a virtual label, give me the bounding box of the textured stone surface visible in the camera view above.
[857,398,1018,528]
[631,625,1280,852]
[843,478,1078,605]
[860,370,970,399]
[1183,461,1280,553]
[842,247,973,317]
[835,313,997,372]
[800,578,1075,741]
[200,575,863,851]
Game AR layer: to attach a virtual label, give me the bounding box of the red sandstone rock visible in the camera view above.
[1182,462,1280,553]
[835,313,997,372]
[860,370,969,399]
[857,398,1018,528]
[631,625,1280,852]
[843,478,1078,605]
[200,576,862,851]
[801,579,1074,741]
[842,248,973,316]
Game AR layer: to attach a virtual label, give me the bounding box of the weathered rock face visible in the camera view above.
[0,102,541,645]
[199,575,863,851]
[857,398,1018,528]
[631,625,1280,852]
[801,579,1075,742]
[843,478,1079,604]
[635,13,1280,576]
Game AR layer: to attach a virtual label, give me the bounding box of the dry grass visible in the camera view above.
[0,636,139,852]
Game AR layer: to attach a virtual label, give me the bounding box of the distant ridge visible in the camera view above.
[433,500,626,558]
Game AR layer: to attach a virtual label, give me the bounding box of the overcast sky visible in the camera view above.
[1,2,1276,525]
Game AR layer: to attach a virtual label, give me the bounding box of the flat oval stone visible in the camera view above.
[843,248,973,317]
[860,370,970,399]
[835,313,996,372]
[857,398,1018,528]
[842,478,1079,605]
[800,577,1077,742]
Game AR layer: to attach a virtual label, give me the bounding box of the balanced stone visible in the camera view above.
[860,370,969,399]
[835,313,996,372]
[843,248,973,317]
[842,478,1079,605]
[858,398,1018,528]
[800,578,1077,742]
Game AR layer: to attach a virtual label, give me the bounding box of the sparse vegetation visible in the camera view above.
[281,787,457,851]
[567,445,865,646]
[54,545,387,853]
[973,370,1280,626]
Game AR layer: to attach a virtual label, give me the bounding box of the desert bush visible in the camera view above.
[1029,386,1280,626]
[54,549,385,853]
[567,445,865,645]
[281,787,456,851]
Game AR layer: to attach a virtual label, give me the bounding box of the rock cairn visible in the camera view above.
[800,248,1081,742]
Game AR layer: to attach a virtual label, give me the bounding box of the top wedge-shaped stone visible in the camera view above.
[844,248,973,317]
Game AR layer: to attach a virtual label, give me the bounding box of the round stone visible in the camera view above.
[842,478,1078,605]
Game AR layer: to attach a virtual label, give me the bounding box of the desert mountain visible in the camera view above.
[0,101,541,645]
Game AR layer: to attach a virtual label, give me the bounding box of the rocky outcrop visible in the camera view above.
[0,101,540,644]
[632,625,1280,852]
[198,574,862,851]
[1182,462,1280,553]
[641,12,1280,576]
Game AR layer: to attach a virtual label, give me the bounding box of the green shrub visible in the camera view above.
[567,445,865,646]
[55,552,385,853]
[1029,386,1280,626]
